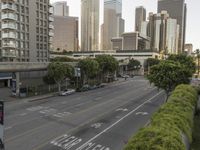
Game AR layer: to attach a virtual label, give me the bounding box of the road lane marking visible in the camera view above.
[135,112,149,115]
[19,113,27,116]
[91,123,103,129]
[116,108,128,112]
[53,112,72,118]
[50,135,110,150]
[94,97,102,101]
[5,126,13,130]
[76,91,163,150]
[26,106,44,111]
[31,86,159,150]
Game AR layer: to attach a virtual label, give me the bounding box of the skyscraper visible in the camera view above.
[0,0,53,62]
[52,16,79,52]
[135,6,146,32]
[147,11,179,54]
[52,1,69,17]
[81,0,100,51]
[101,0,124,50]
[158,0,187,53]
[52,2,79,52]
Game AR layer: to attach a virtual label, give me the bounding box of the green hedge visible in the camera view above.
[124,84,198,150]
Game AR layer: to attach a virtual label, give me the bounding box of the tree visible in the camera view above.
[127,59,141,71]
[144,58,160,72]
[46,62,73,92]
[95,55,118,82]
[51,57,78,62]
[78,58,99,84]
[147,60,191,98]
[167,54,196,76]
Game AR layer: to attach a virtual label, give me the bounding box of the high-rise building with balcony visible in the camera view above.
[52,1,69,17]
[135,6,146,33]
[158,0,187,53]
[81,0,99,51]
[101,0,124,50]
[0,0,53,62]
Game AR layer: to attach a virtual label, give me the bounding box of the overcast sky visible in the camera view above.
[50,0,200,51]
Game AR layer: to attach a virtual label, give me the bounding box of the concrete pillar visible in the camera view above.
[7,79,11,88]
[16,72,20,97]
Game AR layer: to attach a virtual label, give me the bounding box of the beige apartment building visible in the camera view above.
[81,0,99,51]
[0,0,53,62]
[52,16,79,52]
[52,1,79,52]
[52,1,69,17]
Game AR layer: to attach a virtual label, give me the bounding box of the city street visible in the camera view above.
[4,77,166,150]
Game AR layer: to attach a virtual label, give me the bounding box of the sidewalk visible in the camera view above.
[1,87,57,103]
[2,77,137,103]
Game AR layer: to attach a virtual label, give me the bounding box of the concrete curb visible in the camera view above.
[28,94,57,102]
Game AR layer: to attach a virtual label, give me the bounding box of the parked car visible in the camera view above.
[59,89,76,96]
[96,83,107,88]
[80,84,90,92]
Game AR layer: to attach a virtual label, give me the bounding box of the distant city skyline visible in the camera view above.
[50,0,200,51]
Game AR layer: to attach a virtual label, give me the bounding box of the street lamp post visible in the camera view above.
[196,49,200,76]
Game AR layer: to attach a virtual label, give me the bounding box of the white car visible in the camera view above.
[59,89,75,96]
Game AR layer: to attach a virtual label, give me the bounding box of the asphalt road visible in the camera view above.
[4,77,166,150]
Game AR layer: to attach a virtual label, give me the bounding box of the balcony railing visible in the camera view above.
[1,50,16,58]
[2,32,16,39]
[2,43,16,48]
[49,24,54,29]
[49,16,54,22]
[2,23,17,30]
[1,4,16,11]
[1,13,17,20]
[49,7,53,14]
[49,31,54,37]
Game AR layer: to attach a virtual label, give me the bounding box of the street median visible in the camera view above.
[124,84,198,150]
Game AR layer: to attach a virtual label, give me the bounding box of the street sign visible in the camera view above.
[75,67,81,77]
[0,101,4,149]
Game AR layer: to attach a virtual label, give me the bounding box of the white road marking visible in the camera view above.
[50,135,82,149]
[19,113,27,116]
[5,126,13,130]
[136,112,149,115]
[75,103,85,107]
[91,123,103,129]
[94,97,102,101]
[39,108,57,115]
[26,106,44,111]
[116,108,128,112]
[50,135,110,150]
[76,91,163,150]
[53,112,72,118]
[61,101,67,104]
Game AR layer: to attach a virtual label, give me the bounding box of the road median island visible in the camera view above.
[124,84,198,150]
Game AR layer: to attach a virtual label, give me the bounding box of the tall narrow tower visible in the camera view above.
[135,6,146,32]
[101,0,124,50]
[81,0,100,51]
[158,0,187,53]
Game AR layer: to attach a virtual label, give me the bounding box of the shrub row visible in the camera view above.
[124,84,198,150]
